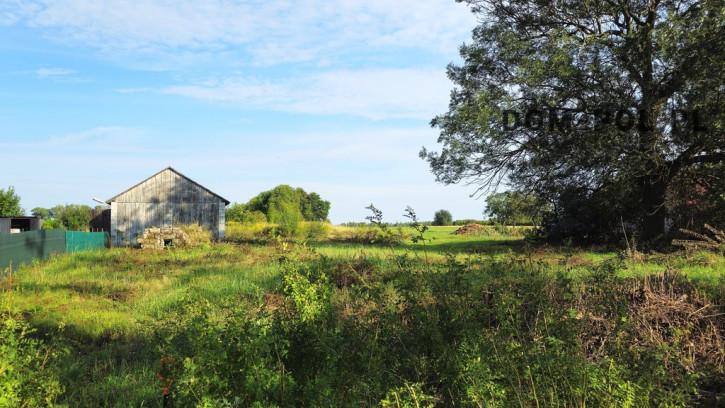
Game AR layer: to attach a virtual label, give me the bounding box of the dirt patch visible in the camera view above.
[453,223,484,236]
[106,289,137,302]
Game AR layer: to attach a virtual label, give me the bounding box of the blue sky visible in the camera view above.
[0,0,487,224]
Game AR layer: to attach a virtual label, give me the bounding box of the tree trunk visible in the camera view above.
[641,177,668,242]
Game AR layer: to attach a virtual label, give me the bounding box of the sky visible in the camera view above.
[0,0,487,224]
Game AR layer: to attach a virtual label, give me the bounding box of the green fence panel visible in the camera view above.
[0,230,67,272]
[65,231,107,253]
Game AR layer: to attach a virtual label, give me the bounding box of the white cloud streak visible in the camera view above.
[161,68,452,119]
[0,0,476,66]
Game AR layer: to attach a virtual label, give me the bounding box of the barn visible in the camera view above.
[106,167,230,246]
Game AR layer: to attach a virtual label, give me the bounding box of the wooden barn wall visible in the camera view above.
[110,169,226,246]
[113,202,221,245]
[114,169,219,204]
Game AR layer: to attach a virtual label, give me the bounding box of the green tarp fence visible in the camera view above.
[66,231,107,253]
[0,230,107,272]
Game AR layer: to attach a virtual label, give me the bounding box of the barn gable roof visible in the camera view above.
[106,167,230,205]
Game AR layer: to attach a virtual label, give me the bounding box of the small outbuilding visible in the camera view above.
[106,167,230,246]
[0,216,42,234]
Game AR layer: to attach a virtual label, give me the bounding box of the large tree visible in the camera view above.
[422,0,725,242]
[246,185,331,223]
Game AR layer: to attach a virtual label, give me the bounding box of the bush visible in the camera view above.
[226,203,267,225]
[154,296,294,407]
[0,310,65,406]
[433,209,453,226]
[41,219,64,230]
[225,221,275,242]
[269,201,303,236]
[240,210,267,224]
[225,202,246,222]
[330,225,407,246]
[303,221,332,238]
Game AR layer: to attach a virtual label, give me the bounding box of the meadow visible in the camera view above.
[2,226,725,407]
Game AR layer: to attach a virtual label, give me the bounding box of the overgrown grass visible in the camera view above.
[2,231,725,406]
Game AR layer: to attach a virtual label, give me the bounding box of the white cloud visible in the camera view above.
[161,68,452,119]
[34,67,75,77]
[0,0,476,66]
[0,126,163,153]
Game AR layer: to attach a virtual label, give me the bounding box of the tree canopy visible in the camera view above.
[433,209,453,226]
[421,0,725,243]
[31,207,51,219]
[233,185,331,224]
[0,186,23,217]
[50,204,92,231]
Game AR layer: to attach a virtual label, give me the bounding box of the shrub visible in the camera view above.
[154,296,294,407]
[41,219,64,230]
[225,221,276,242]
[240,210,267,224]
[303,221,332,238]
[0,310,65,406]
[226,203,267,225]
[225,202,246,222]
[269,201,303,236]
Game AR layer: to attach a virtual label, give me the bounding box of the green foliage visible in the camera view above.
[432,209,453,226]
[421,0,725,242]
[227,202,268,225]
[453,219,486,226]
[154,296,294,407]
[50,204,92,231]
[299,191,330,222]
[269,199,303,236]
[245,185,330,223]
[225,221,275,242]
[380,382,437,408]
[240,210,267,224]
[667,163,725,232]
[0,309,65,407]
[362,204,407,246]
[485,191,541,227]
[0,186,23,217]
[30,207,50,220]
[4,238,725,405]
[40,219,64,231]
[403,206,428,244]
[302,221,331,238]
[61,205,91,231]
[225,202,246,223]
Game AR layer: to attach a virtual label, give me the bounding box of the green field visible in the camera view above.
[2,227,725,406]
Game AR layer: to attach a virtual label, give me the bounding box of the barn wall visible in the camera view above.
[109,169,226,246]
[113,170,220,204]
[113,202,221,246]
